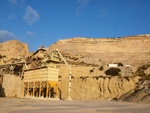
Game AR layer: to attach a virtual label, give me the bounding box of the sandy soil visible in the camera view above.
[0,98,150,113]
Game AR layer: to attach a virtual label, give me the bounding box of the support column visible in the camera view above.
[31,90,33,96]
[27,82,29,96]
[22,83,24,97]
[39,82,41,97]
[49,90,51,98]
[36,90,38,97]
[46,82,48,98]
[42,89,44,97]
[33,82,35,97]
[56,83,58,98]
[67,71,72,100]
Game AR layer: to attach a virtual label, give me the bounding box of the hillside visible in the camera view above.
[0,40,30,64]
[1,35,150,103]
[47,35,150,68]
[46,35,150,101]
[0,40,29,58]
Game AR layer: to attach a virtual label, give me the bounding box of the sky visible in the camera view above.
[0,0,150,52]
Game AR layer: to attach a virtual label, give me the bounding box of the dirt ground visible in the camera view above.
[0,98,150,113]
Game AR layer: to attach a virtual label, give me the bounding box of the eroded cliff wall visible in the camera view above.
[59,76,139,100]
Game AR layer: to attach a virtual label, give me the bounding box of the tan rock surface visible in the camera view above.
[1,74,22,97]
[47,35,150,67]
[59,77,138,100]
[0,40,29,60]
[0,36,148,101]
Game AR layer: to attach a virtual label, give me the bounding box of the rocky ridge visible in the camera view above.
[47,35,150,68]
[0,40,30,64]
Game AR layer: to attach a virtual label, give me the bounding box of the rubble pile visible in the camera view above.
[117,80,150,104]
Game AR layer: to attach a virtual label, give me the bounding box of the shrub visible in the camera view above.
[90,69,94,73]
[99,66,104,71]
[105,68,121,76]
[2,55,6,58]
[118,72,121,76]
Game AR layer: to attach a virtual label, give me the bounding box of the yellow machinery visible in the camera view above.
[23,49,61,98]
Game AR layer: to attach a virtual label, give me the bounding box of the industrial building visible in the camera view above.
[0,48,69,99]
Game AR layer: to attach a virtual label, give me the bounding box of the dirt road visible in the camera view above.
[0,98,149,113]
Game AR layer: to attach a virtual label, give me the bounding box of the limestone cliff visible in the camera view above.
[47,35,150,68]
[0,40,29,59]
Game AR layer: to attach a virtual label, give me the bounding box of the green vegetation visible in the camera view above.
[105,68,121,76]
[136,63,150,80]
[99,66,104,71]
[118,72,121,76]
[2,55,6,58]
[0,55,6,59]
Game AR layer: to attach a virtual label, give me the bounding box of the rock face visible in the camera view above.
[0,40,29,59]
[47,35,150,68]
[0,74,22,97]
[59,77,138,100]
[47,35,150,101]
[0,40,29,97]
[0,36,150,103]
[118,80,150,104]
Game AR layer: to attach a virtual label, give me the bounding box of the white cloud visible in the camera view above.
[0,30,17,42]
[23,6,39,25]
[99,10,107,18]
[8,0,17,5]
[76,0,90,16]
[99,13,106,18]
[8,14,16,20]
[26,31,35,37]
[8,0,25,5]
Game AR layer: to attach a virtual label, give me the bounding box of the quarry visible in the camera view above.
[1,35,150,113]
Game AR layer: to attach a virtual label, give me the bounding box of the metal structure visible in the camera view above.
[0,48,72,99]
[0,62,25,75]
[23,49,72,99]
[55,49,72,100]
[23,49,61,98]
